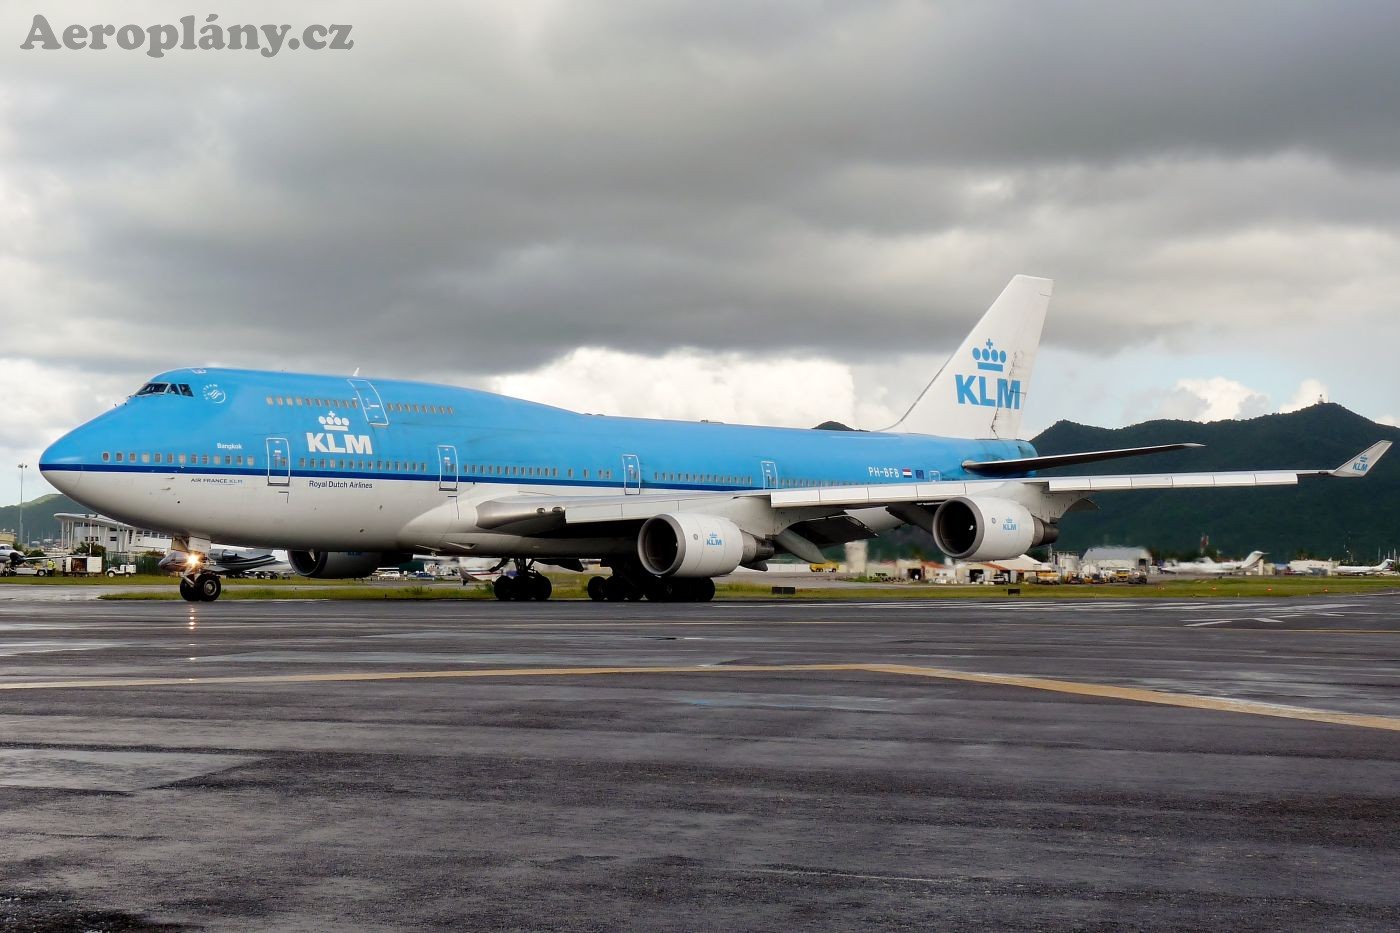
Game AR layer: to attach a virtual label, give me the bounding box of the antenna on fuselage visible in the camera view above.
[352,367,361,377]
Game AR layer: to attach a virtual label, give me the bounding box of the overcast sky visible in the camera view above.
[4,0,1400,508]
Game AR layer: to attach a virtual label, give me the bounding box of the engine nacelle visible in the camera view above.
[931,497,1057,561]
[638,513,769,578]
[289,550,408,579]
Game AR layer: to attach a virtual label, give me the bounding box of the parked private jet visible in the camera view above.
[1334,557,1396,576]
[1159,551,1268,576]
[0,546,37,570]
[39,276,1391,602]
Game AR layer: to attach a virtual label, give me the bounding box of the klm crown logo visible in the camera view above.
[956,337,1021,410]
[973,339,1006,372]
[319,414,351,433]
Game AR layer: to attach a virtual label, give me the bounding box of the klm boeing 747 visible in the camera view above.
[39,276,1391,602]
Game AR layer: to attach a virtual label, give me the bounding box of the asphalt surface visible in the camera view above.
[1,592,1398,931]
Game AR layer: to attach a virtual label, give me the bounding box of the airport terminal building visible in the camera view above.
[55,513,172,556]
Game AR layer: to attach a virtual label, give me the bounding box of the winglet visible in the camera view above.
[1331,440,1392,477]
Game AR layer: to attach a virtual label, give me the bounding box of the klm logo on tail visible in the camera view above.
[955,339,1021,409]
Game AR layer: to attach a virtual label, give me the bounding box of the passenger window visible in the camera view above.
[102,452,110,462]
[178,454,187,465]
[266,396,274,405]
[115,453,123,462]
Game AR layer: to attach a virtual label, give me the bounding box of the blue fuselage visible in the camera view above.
[43,368,1035,493]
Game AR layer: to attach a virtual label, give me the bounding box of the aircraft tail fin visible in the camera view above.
[881,275,1052,440]
[1242,551,1266,569]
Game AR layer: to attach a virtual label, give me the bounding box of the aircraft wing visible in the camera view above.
[768,441,1391,509]
[466,441,1391,536]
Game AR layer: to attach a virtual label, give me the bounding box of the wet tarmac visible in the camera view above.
[1,593,1398,930]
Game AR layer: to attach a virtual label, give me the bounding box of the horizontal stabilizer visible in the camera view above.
[962,443,1204,476]
[1330,440,1392,477]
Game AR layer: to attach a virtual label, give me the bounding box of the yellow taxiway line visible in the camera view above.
[3,662,1398,732]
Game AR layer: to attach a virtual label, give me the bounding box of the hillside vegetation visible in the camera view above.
[1030,403,1399,559]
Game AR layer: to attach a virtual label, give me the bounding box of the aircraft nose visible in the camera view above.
[39,428,86,493]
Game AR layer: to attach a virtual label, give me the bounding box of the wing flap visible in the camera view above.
[962,442,1204,475]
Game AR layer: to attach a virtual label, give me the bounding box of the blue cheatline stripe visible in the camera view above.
[39,463,761,493]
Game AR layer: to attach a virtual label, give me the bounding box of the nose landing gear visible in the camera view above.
[179,571,222,602]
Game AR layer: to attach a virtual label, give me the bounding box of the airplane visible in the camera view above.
[37,275,1392,603]
[1159,550,1267,575]
[1334,557,1396,576]
[157,546,283,577]
[0,546,70,574]
[0,546,38,571]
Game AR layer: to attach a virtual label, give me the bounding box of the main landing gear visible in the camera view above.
[493,559,553,601]
[586,561,716,603]
[179,571,222,602]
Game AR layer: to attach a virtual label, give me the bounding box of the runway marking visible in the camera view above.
[4,663,1400,732]
[864,664,1400,733]
[1185,620,1232,627]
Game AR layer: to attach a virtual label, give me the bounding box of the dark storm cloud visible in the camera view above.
[4,0,1400,379]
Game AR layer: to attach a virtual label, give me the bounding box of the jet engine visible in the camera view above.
[931,497,1058,561]
[289,550,409,579]
[638,513,771,578]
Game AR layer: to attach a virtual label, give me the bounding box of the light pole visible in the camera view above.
[16,463,27,551]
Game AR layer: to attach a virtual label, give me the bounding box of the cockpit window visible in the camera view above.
[135,382,194,397]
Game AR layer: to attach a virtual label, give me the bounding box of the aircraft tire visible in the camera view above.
[179,577,199,602]
[196,573,222,602]
[529,573,552,601]
[692,578,716,602]
[602,576,630,602]
[586,576,607,601]
[493,576,516,601]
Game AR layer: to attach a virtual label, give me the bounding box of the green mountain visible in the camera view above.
[0,493,87,546]
[1029,403,1400,561]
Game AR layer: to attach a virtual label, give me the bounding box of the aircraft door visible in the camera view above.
[437,444,459,492]
[622,453,642,494]
[266,437,291,486]
[348,378,389,427]
[760,460,778,489]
